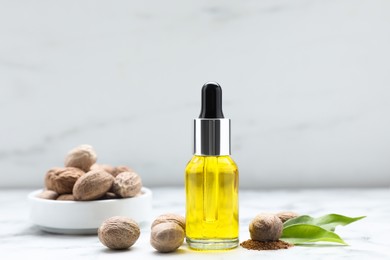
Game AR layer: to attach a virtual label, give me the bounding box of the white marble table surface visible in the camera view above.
[0,188,389,259]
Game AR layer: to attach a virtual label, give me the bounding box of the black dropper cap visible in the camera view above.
[199,82,224,119]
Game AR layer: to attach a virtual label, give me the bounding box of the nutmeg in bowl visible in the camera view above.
[28,187,152,234]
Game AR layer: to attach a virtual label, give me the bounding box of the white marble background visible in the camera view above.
[0,0,389,188]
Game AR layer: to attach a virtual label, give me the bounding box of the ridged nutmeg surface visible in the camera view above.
[45,167,84,194]
[73,169,114,201]
[98,216,140,250]
[112,172,142,198]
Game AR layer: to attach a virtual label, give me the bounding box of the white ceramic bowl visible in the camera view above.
[28,187,152,234]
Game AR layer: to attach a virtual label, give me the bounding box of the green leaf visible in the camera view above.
[283,214,366,231]
[281,224,348,245]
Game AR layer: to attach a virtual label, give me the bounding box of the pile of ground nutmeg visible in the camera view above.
[240,239,293,250]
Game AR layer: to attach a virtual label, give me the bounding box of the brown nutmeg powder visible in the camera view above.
[240,239,293,250]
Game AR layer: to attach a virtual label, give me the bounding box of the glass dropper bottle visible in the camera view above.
[185,82,239,250]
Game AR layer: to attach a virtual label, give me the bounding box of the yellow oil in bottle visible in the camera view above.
[185,155,239,250]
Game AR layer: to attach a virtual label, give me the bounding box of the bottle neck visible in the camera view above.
[193,118,231,156]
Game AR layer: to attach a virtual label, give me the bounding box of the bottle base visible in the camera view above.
[186,237,239,250]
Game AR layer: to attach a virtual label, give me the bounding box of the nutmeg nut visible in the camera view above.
[98,216,140,250]
[150,222,184,253]
[91,164,116,175]
[57,194,75,201]
[112,171,142,198]
[249,214,283,242]
[73,169,114,201]
[64,144,97,172]
[276,211,299,223]
[151,214,186,232]
[113,166,134,177]
[36,190,59,200]
[91,164,134,177]
[45,167,84,194]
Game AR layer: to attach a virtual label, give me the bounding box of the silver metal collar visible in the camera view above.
[193,118,231,156]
